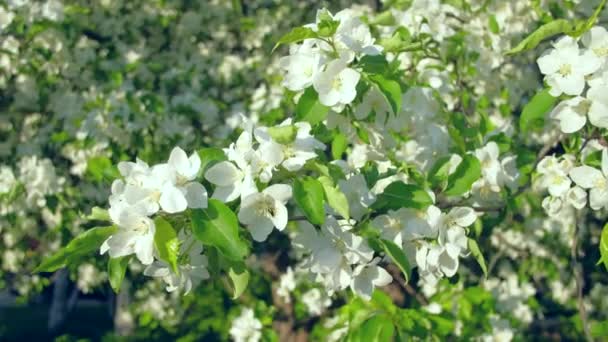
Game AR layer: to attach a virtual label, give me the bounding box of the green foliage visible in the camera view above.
[108,256,130,293]
[267,125,297,144]
[378,239,411,283]
[295,87,330,125]
[372,181,433,211]
[445,155,481,197]
[198,148,227,174]
[191,200,249,261]
[519,89,557,133]
[599,224,608,271]
[273,27,318,52]
[293,177,326,225]
[153,217,180,273]
[367,74,402,115]
[468,238,488,278]
[319,176,350,219]
[86,156,120,183]
[35,226,117,273]
[228,263,250,299]
[507,19,575,55]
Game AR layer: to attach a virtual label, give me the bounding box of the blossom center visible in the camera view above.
[254,196,276,217]
[558,64,572,77]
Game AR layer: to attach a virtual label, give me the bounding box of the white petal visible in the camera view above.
[205,161,241,186]
[270,202,288,231]
[439,251,458,277]
[168,146,190,176]
[449,207,477,227]
[184,182,208,209]
[588,101,608,129]
[569,166,605,189]
[590,188,608,211]
[160,184,188,213]
[351,272,374,300]
[263,184,292,203]
[372,266,393,287]
[248,217,275,242]
[603,149,608,178]
[212,184,241,203]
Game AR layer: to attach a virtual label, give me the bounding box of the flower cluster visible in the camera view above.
[540,28,608,133]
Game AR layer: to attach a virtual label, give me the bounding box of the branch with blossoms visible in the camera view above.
[28,1,608,340]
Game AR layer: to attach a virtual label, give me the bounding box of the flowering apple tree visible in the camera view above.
[1,0,608,340]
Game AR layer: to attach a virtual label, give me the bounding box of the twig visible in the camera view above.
[386,264,429,306]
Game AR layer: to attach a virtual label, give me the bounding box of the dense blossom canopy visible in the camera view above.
[2,0,608,340]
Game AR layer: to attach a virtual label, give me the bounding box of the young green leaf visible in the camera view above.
[444,155,481,197]
[507,19,575,55]
[198,147,227,174]
[519,89,557,133]
[359,315,395,342]
[108,256,130,293]
[295,87,330,125]
[367,74,402,115]
[378,239,410,283]
[85,206,110,221]
[228,263,250,299]
[34,225,118,273]
[86,156,120,183]
[331,132,348,160]
[599,223,608,271]
[318,175,350,219]
[267,125,297,144]
[293,177,326,225]
[468,238,488,278]
[372,181,433,211]
[427,155,452,189]
[191,200,249,261]
[154,217,180,273]
[272,27,318,52]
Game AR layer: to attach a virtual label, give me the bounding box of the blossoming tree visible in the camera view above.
[2,0,608,340]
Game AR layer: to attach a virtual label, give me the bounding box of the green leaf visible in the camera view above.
[367,74,402,115]
[154,217,180,273]
[273,27,318,52]
[427,156,452,189]
[86,156,120,183]
[359,55,390,75]
[599,223,608,271]
[378,27,413,53]
[319,176,350,219]
[295,87,330,125]
[85,207,110,221]
[468,238,488,278]
[488,15,500,34]
[316,9,339,37]
[507,19,575,55]
[268,125,297,144]
[228,263,250,299]
[358,314,395,342]
[198,147,227,174]
[444,155,481,197]
[108,256,130,293]
[372,181,433,211]
[519,89,557,133]
[293,177,326,225]
[378,239,410,283]
[191,200,249,261]
[332,132,348,160]
[370,10,396,26]
[34,225,118,273]
[572,0,607,37]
